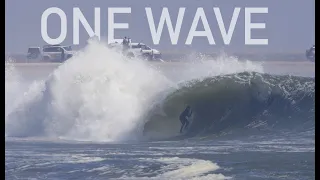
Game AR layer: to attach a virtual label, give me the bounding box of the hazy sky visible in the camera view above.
[5,0,314,53]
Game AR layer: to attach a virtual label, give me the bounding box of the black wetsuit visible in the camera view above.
[122,38,129,53]
[179,107,192,133]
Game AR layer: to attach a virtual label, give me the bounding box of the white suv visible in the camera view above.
[41,45,74,62]
[130,43,162,61]
[108,41,162,61]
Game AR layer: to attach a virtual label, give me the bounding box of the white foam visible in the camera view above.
[117,157,230,180]
[5,40,174,142]
[5,59,22,120]
[160,52,264,83]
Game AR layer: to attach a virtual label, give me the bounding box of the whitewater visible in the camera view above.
[5,40,315,180]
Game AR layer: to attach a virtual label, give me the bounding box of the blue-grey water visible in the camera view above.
[5,44,315,180]
[5,132,315,180]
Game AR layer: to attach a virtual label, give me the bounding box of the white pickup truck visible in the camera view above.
[41,45,74,62]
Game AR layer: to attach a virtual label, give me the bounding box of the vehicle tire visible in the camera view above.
[141,53,152,60]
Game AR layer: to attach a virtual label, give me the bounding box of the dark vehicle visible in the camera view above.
[306,45,315,62]
[27,47,41,60]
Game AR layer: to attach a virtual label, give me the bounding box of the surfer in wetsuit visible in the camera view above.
[122,37,129,52]
[122,36,127,45]
[179,105,192,133]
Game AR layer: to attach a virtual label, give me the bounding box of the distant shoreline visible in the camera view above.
[6,61,314,67]
[5,52,309,63]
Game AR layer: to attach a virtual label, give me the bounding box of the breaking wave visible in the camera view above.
[5,40,314,142]
[144,72,315,140]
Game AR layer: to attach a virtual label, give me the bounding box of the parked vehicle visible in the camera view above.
[27,47,41,61]
[42,45,74,62]
[108,40,163,61]
[305,45,315,62]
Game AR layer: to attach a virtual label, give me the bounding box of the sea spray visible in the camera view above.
[5,40,174,141]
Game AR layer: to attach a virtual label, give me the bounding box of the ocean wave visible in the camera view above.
[143,72,315,140]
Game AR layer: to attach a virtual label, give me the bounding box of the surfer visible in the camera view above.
[122,37,130,53]
[122,36,128,45]
[179,105,193,133]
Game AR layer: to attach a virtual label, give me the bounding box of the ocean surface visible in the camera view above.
[5,41,315,180]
